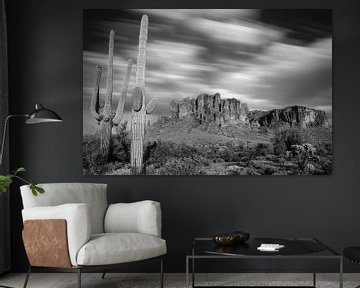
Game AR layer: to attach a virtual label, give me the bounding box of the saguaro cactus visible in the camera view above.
[131,15,157,174]
[90,30,133,162]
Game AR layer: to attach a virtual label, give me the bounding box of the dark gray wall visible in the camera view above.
[5,0,360,273]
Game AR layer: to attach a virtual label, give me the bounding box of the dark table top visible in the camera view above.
[191,238,340,257]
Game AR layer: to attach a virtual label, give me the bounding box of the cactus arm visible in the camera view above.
[90,65,104,122]
[113,59,134,125]
[103,29,115,121]
[132,87,143,112]
[146,98,157,114]
[135,15,148,89]
[95,30,115,163]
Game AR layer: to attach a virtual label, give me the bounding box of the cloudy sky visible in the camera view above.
[83,9,332,134]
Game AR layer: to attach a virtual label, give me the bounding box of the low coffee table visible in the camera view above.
[186,237,343,288]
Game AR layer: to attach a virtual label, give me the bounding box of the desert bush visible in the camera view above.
[227,165,248,175]
[290,143,316,174]
[159,157,206,175]
[144,165,159,175]
[262,165,280,175]
[83,123,131,175]
[217,149,239,162]
[83,135,107,175]
[216,143,243,162]
[324,143,332,154]
[146,141,212,168]
[111,122,131,164]
[273,127,304,155]
[215,157,225,163]
[313,157,332,175]
[249,160,265,170]
[145,141,173,165]
[316,142,332,157]
[255,142,272,156]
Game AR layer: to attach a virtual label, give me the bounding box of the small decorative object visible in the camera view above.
[212,233,238,245]
[233,230,250,242]
[212,230,250,245]
[257,243,284,252]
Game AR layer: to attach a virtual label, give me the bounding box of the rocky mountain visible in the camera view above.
[165,93,329,130]
[248,105,329,128]
[169,93,249,126]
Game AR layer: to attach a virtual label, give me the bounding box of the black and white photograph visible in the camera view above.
[83,9,332,176]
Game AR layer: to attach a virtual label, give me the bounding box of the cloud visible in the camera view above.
[188,18,283,47]
[252,38,332,108]
[139,9,258,22]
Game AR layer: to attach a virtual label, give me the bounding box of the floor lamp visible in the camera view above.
[0,104,63,167]
[0,103,62,288]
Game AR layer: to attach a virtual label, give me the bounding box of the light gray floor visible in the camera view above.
[0,273,360,288]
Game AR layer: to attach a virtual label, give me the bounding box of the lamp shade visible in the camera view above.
[25,104,63,124]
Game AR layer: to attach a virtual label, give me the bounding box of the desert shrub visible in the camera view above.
[144,165,159,175]
[217,149,239,162]
[273,127,304,155]
[315,146,327,157]
[145,141,210,167]
[83,123,131,175]
[316,142,332,157]
[216,143,242,162]
[159,157,206,175]
[245,167,261,175]
[83,135,107,175]
[255,142,272,156]
[227,165,247,175]
[262,165,280,175]
[215,158,225,163]
[313,157,332,175]
[290,143,316,174]
[111,122,131,164]
[145,141,174,165]
[324,143,332,154]
[194,142,244,163]
[249,160,264,170]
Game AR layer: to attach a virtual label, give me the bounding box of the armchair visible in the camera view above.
[20,183,166,288]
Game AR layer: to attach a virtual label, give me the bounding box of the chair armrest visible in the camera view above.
[104,200,162,237]
[22,203,91,266]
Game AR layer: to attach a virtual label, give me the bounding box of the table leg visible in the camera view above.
[186,257,189,288]
[192,257,195,288]
[339,257,343,288]
[313,254,316,287]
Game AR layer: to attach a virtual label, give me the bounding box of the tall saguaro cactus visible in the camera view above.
[90,29,133,162]
[131,15,157,174]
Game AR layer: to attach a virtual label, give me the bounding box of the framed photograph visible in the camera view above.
[83,9,332,176]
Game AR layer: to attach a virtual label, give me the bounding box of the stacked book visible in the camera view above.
[257,243,285,252]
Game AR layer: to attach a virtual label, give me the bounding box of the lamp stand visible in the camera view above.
[0,115,28,169]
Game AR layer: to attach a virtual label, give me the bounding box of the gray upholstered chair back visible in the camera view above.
[20,183,108,233]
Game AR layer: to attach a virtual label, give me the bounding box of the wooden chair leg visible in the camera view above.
[22,266,31,288]
[77,269,81,288]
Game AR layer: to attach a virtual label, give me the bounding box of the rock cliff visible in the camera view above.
[168,94,329,129]
[170,93,249,126]
[249,105,329,128]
